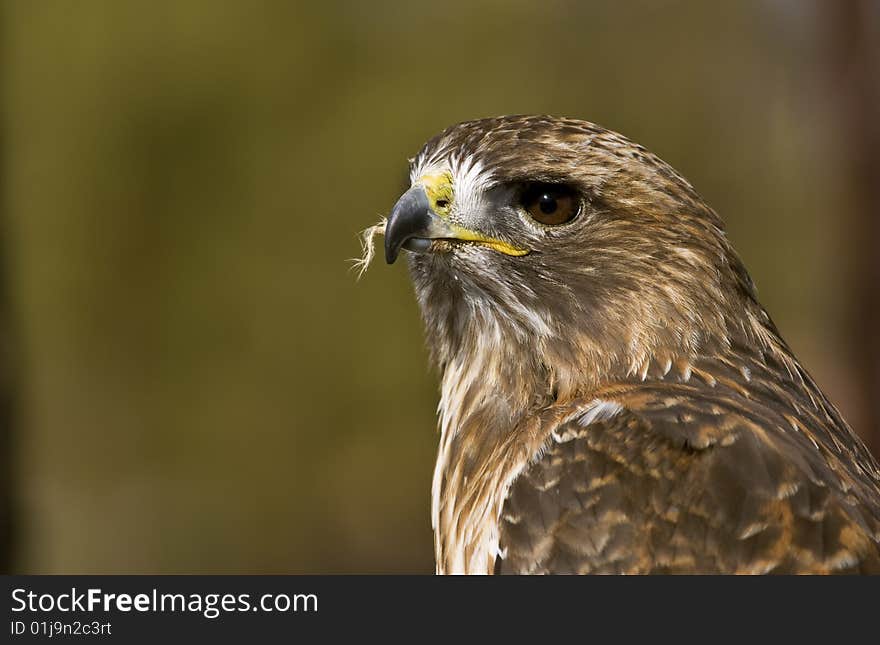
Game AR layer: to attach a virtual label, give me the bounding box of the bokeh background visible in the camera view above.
[1,0,878,573]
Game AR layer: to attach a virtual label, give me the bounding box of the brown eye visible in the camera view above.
[522,184,579,225]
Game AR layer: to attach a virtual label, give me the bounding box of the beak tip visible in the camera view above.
[384,186,431,267]
[384,239,399,264]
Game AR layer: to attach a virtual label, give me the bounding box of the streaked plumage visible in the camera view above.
[372,115,880,574]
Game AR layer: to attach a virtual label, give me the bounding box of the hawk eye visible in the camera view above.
[522,184,579,225]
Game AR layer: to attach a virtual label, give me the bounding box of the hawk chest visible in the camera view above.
[426,333,604,574]
[432,431,526,575]
[430,391,607,574]
[430,373,539,575]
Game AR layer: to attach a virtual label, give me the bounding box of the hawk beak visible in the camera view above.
[384,186,455,264]
[384,186,531,264]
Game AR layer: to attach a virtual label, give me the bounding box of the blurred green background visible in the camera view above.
[1,1,878,573]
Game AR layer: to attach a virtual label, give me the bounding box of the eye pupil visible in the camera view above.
[539,195,557,214]
[522,183,580,226]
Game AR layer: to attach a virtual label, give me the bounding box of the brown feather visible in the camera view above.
[383,115,880,574]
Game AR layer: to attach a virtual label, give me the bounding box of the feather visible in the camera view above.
[372,115,880,574]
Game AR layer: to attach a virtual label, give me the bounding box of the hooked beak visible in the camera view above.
[384,186,456,264]
[384,186,530,264]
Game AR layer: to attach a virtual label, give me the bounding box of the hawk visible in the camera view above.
[366,115,880,574]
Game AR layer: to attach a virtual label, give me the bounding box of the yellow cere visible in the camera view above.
[417,172,455,216]
[448,224,530,257]
[416,172,530,257]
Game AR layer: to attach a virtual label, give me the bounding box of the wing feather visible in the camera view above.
[497,376,880,574]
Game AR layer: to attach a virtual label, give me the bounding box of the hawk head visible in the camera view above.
[384,115,761,404]
[372,115,880,575]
